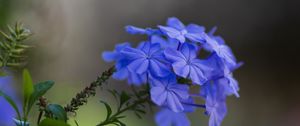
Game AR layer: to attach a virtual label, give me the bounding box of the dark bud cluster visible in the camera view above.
[64,66,116,113]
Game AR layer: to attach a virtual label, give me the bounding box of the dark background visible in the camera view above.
[1,0,300,126]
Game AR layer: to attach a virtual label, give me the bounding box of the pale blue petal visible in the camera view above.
[125,25,146,35]
[176,35,186,43]
[158,25,181,38]
[151,35,168,48]
[169,84,189,99]
[155,109,173,126]
[167,17,185,30]
[185,33,206,43]
[217,45,236,66]
[127,71,146,85]
[102,51,117,62]
[155,108,190,126]
[167,93,184,112]
[164,48,186,62]
[186,24,205,33]
[149,60,170,77]
[112,67,128,80]
[180,43,197,60]
[189,66,207,85]
[148,43,161,55]
[127,58,148,74]
[121,47,145,59]
[140,42,151,54]
[172,61,189,78]
[151,86,167,105]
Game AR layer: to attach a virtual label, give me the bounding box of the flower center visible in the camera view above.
[181,29,188,35]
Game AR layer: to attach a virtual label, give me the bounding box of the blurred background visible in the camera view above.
[0,0,300,126]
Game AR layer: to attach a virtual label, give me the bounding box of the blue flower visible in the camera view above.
[222,68,240,97]
[164,43,211,85]
[201,82,227,126]
[158,17,206,43]
[121,42,170,77]
[0,75,21,126]
[150,35,179,50]
[102,43,148,85]
[102,17,242,126]
[203,29,237,67]
[150,76,189,112]
[102,42,130,62]
[155,108,190,126]
[125,25,161,35]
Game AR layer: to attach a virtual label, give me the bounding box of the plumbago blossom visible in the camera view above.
[102,17,242,126]
[0,74,21,126]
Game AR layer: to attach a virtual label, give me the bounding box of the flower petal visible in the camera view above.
[167,93,184,112]
[164,48,186,62]
[150,60,170,77]
[158,25,181,39]
[189,66,207,85]
[102,51,117,62]
[125,25,146,35]
[121,47,145,59]
[186,24,205,33]
[181,43,197,60]
[167,17,185,30]
[185,33,206,43]
[151,86,167,105]
[169,84,189,99]
[172,61,189,78]
[127,58,148,74]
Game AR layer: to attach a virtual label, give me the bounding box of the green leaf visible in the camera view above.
[27,81,54,114]
[0,90,21,120]
[100,101,112,120]
[46,104,68,122]
[39,118,70,126]
[23,69,34,111]
[120,92,131,106]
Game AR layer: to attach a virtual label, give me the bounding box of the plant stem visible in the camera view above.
[97,97,149,126]
[64,66,115,113]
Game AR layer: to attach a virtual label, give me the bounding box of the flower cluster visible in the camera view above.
[102,17,242,126]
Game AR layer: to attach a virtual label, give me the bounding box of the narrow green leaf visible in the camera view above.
[0,90,21,120]
[120,92,130,106]
[100,101,112,120]
[27,81,54,115]
[46,104,68,122]
[74,120,80,126]
[39,118,70,126]
[22,69,34,115]
[116,120,126,126]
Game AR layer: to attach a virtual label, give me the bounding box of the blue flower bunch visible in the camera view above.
[103,17,242,126]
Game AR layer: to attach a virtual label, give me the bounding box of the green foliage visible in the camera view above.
[0,22,32,68]
[22,69,34,118]
[0,90,22,120]
[27,81,54,116]
[64,66,116,113]
[45,104,68,122]
[97,86,151,126]
[39,118,70,126]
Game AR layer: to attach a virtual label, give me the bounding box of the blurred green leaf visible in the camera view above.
[27,81,54,114]
[0,90,21,120]
[39,118,70,126]
[22,69,34,114]
[46,104,68,122]
[100,100,112,120]
[120,91,131,106]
